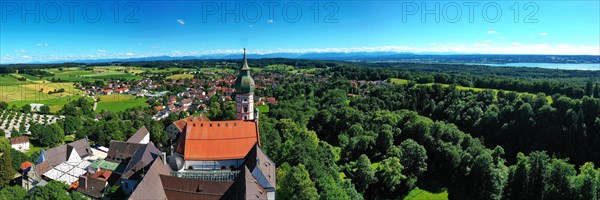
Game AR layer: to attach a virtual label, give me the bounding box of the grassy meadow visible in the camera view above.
[96,94,148,113]
[403,187,449,200]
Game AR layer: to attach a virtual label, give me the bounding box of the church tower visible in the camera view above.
[235,48,255,120]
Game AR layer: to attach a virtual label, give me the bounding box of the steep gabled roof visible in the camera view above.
[222,166,267,200]
[44,139,91,167]
[34,160,52,177]
[105,141,146,163]
[176,120,259,161]
[126,126,150,144]
[128,159,170,200]
[244,144,276,191]
[121,142,161,179]
[173,119,187,132]
[77,176,107,198]
[160,175,234,200]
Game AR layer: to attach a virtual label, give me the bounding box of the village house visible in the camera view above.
[10,136,30,151]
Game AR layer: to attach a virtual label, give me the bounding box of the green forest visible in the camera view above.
[255,64,600,199]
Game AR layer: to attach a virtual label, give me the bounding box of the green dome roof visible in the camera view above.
[235,48,255,94]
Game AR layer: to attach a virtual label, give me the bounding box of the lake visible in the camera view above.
[470,63,600,71]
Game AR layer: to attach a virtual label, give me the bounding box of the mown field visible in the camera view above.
[257,105,270,113]
[167,73,194,80]
[403,187,449,200]
[0,66,147,112]
[95,94,148,113]
[42,68,142,82]
[1,74,86,112]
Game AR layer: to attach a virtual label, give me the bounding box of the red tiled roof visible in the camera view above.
[173,119,188,132]
[10,136,29,144]
[20,161,33,171]
[178,120,259,161]
[172,116,211,132]
[91,170,112,181]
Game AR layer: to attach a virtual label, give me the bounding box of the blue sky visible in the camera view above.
[1,0,599,64]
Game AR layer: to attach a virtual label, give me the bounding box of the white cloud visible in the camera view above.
[36,43,49,46]
[540,32,548,36]
[14,50,27,53]
[484,40,493,43]
[177,19,185,25]
[97,50,107,53]
[267,19,274,24]
[21,55,31,58]
[152,46,160,49]
[487,30,496,34]
[3,44,599,64]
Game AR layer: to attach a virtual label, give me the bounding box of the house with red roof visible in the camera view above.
[100,89,113,95]
[11,136,30,151]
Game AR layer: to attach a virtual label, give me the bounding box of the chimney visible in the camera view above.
[162,152,167,165]
[79,176,87,190]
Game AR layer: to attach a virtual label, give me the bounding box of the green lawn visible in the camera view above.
[403,187,449,200]
[24,143,45,157]
[257,105,270,113]
[64,135,75,143]
[388,78,410,84]
[96,94,148,113]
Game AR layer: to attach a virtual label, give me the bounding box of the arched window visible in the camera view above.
[244,106,248,112]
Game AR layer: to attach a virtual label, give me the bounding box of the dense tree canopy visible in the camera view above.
[0,138,14,189]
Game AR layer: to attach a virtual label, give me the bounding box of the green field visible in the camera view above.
[0,75,30,86]
[0,74,89,112]
[257,64,295,73]
[167,74,194,80]
[257,105,270,113]
[96,94,148,113]
[403,187,449,200]
[6,97,85,113]
[1,79,85,110]
[36,67,143,82]
[388,78,410,84]
[196,67,236,73]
